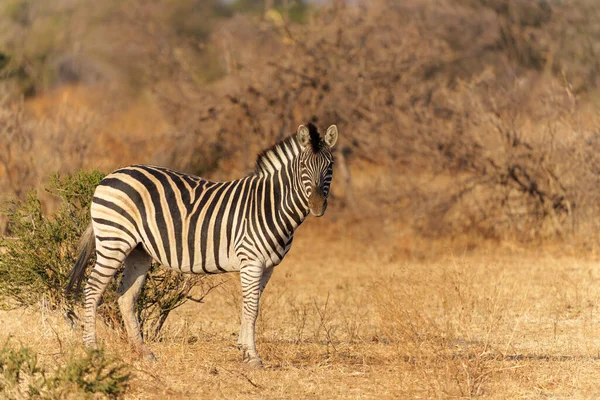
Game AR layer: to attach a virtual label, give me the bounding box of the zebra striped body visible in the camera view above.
[68,123,339,366]
[93,164,300,275]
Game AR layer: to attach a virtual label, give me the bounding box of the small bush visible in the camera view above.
[0,341,129,399]
[0,170,216,341]
[48,348,130,399]
[0,170,104,308]
[138,267,219,342]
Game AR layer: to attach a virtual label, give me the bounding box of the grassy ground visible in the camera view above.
[2,220,600,398]
[2,1,600,397]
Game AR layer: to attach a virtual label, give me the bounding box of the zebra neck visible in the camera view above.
[251,136,309,230]
[264,160,310,231]
[254,135,302,178]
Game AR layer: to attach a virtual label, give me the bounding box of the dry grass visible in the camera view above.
[2,219,600,398]
[2,1,600,398]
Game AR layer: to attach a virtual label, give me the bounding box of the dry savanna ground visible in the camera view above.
[2,219,600,399]
[3,0,600,398]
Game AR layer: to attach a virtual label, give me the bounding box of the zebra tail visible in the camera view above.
[66,222,95,294]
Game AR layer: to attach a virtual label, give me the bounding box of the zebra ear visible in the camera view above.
[297,125,310,148]
[324,125,338,148]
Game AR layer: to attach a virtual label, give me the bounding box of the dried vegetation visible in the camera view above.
[1,0,600,398]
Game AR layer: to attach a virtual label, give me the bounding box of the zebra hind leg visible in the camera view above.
[117,246,154,360]
[83,241,133,349]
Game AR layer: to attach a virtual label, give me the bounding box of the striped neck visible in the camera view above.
[252,136,310,227]
[254,135,302,177]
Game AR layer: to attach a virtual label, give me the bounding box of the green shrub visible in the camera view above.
[0,341,129,399]
[0,170,214,341]
[48,348,130,399]
[0,170,104,308]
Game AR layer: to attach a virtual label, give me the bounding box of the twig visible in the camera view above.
[186,279,228,304]
[220,366,262,389]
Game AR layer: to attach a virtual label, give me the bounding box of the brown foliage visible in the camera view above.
[160,0,600,243]
[2,0,600,245]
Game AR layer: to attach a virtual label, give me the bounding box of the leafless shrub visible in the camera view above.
[312,294,338,357]
[138,271,227,342]
[162,0,595,242]
[287,298,309,345]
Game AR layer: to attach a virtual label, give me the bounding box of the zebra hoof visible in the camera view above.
[245,357,263,368]
[240,347,262,367]
[138,346,156,361]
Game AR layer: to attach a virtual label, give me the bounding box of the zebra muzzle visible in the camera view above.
[308,186,327,217]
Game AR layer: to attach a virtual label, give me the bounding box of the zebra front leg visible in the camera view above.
[238,266,274,352]
[238,263,264,367]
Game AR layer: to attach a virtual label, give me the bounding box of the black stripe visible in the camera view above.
[92,217,137,242]
[277,167,294,233]
[235,179,256,252]
[200,184,228,274]
[211,183,237,272]
[181,174,201,189]
[254,179,279,252]
[169,172,195,215]
[146,168,184,268]
[88,275,107,286]
[97,236,130,244]
[92,196,143,239]
[285,163,305,225]
[187,185,216,273]
[96,261,120,270]
[101,246,128,255]
[272,169,286,229]
[86,281,101,291]
[227,179,248,255]
[96,250,123,263]
[263,176,287,249]
[90,270,115,278]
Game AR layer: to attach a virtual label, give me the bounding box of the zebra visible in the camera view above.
[66,123,338,366]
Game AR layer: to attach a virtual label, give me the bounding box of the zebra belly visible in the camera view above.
[145,244,240,275]
[133,210,242,274]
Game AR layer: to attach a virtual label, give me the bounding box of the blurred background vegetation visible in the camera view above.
[1,0,600,249]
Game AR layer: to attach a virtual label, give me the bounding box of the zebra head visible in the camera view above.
[297,123,338,217]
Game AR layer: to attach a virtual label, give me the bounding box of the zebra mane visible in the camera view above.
[254,134,301,177]
[305,123,323,153]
